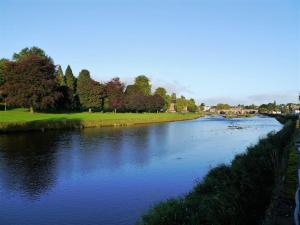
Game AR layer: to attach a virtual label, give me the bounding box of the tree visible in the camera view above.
[154,87,169,111]
[134,75,151,96]
[1,55,62,111]
[124,85,147,112]
[77,69,105,111]
[13,46,47,61]
[65,65,76,93]
[258,102,278,113]
[55,85,74,110]
[0,58,9,87]
[105,77,124,113]
[147,94,165,112]
[154,87,167,98]
[57,65,66,86]
[125,85,140,96]
[187,98,198,112]
[199,103,205,111]
[176,96,188,112]
[216,103,231,110]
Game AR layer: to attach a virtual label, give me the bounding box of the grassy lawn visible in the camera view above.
[0,108,200,123]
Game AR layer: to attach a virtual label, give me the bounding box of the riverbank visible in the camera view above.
[0,109,201,133]
[137,116,297,225]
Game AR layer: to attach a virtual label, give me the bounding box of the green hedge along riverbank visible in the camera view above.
[137,117,297,225]
[0,109,201,133]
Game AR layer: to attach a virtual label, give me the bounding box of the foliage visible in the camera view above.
[175,96,187,112]
[259,102,279,113]
[146,94,165,112]
[1,55,62,111]
[134,75,151,96]
[13,46,47,61]
[104,77,125,112]
[0,58,9,86]
[138,119,296,225]
[216,103,231,110]
[187,98,198,112]
[55,85,75,110]
[1,47,199,113]
[65,65,76,93]
[57,65,66,86]
[124,86,147,112]
[199,103,205,111]
[284,144,298,200]
[244,104,257,109]
[154,87,169,110]
[124,84,164,112]
[77,69,105,111]
[154,87,167,98]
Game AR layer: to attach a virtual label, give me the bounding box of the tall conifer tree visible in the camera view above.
[57,65,66,86]
[65,65,76,92]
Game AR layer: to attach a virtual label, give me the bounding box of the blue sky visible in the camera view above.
[1,0,299,105]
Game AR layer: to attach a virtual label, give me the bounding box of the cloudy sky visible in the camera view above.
[1,0,299,105]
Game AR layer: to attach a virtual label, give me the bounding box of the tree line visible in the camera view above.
[0,47,198,113]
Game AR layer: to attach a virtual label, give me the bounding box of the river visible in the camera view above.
[0,116,282,225]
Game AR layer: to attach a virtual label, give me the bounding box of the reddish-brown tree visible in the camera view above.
[105,77,125,113]
[1,55,62,111]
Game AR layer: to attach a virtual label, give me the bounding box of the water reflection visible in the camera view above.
[0,132,59,198]
[0,125,160,199]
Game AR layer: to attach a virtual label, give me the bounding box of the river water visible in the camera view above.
[0,116,282,225]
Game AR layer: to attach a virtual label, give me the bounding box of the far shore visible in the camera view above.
[0,109,202,133]
[223,114,256,118]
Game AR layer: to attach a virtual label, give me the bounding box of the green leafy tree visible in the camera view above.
[258,102,278,113]
[77,69,105,111]
[176,96,188,112]
[154,87,167,97]
[65,65,76,93]
[187,98,198,112]
[13,46,47,61]
[125,85,140,96]
[154,87,169,111]
[216,103,231,110]
[57,65,66,86]
[134,75,151,96]
[199,102,205,111]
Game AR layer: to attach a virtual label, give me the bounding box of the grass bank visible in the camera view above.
[0,109,201,133]
[263,119,299,225]
[137,117,297,225]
